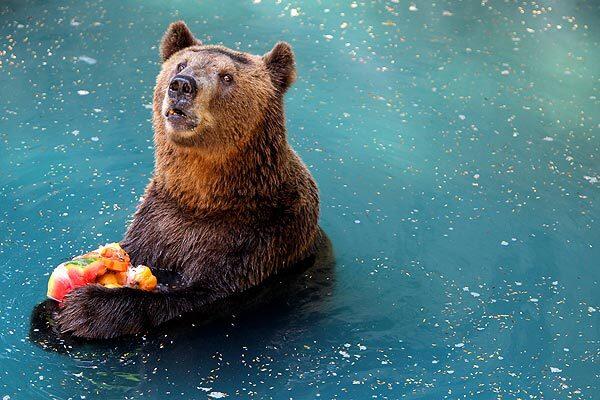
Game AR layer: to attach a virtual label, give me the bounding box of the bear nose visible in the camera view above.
[168,75,197,100]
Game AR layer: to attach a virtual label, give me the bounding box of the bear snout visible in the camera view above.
[168,75,198,101]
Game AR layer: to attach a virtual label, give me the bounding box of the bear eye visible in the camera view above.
[176,62,187,73]
[221,74,233,84]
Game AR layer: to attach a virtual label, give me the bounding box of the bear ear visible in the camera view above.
[263,42,297,93]
[160,21,200,62]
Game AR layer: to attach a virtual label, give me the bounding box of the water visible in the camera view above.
[0,0,598,398]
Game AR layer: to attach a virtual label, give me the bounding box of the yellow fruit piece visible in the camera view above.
[127,265,158,291]
[97,273,123,288]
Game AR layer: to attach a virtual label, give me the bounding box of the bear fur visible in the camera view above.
[56,21,320,339]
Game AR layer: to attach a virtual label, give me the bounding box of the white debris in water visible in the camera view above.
[290,8,299,17]
[583,176,598,184]
[442,10,453,16]
[72,130,80,136]
[588,306,597,313]
[91,136,99,142]
[550,367,562,373]
[358,344,366,350]
[207,392,228,399]
[454,343,464,348]
[501,240,509,246]
[252,0,261,3]
[501,70,510,75]
[354,220,361,224]
[143,103,153,109]
[70,18,81,27]
[526,27,535,33]
[323,34,333,41]
[458,114,466,120]
[542,136,554,141]
[409,4,418,11]
[352,380,361,384]
[339,350,350,358]
[77,90,89,96]
[77,55,97,65]
[529,298,539,303]
[470,292,480,298]
[340,22,348,29]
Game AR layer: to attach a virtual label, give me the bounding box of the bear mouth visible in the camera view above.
[165,107,188,118]
[165,107,196,129]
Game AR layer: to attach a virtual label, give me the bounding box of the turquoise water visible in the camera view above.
[1,0,599,398]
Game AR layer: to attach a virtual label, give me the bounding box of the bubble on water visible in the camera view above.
[442,10,453,16]
[290,8,299,17]
[550,367,562,373]
[542,136,554,141]
[91,136,99,142]
[409,4,418,12]
[501,240,509,246]
[77,90,90,96]
[77,55,97,65]
[207,392,228,399]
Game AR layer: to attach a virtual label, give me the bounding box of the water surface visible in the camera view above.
[0,0,598,399]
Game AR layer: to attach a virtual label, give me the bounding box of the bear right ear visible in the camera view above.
[263,42,297,94]
[160,21,200,62]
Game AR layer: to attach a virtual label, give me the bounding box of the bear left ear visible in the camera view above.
[160,21,200,62]
[263,42,296,93]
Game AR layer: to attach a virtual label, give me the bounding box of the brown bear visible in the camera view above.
[56,21,321,339]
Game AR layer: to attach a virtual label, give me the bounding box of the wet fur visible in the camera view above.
[55,22,321,339]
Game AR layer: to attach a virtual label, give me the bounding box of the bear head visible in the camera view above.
[153,21,296,151]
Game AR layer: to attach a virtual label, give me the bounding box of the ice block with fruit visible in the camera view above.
[47,243,157,302]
